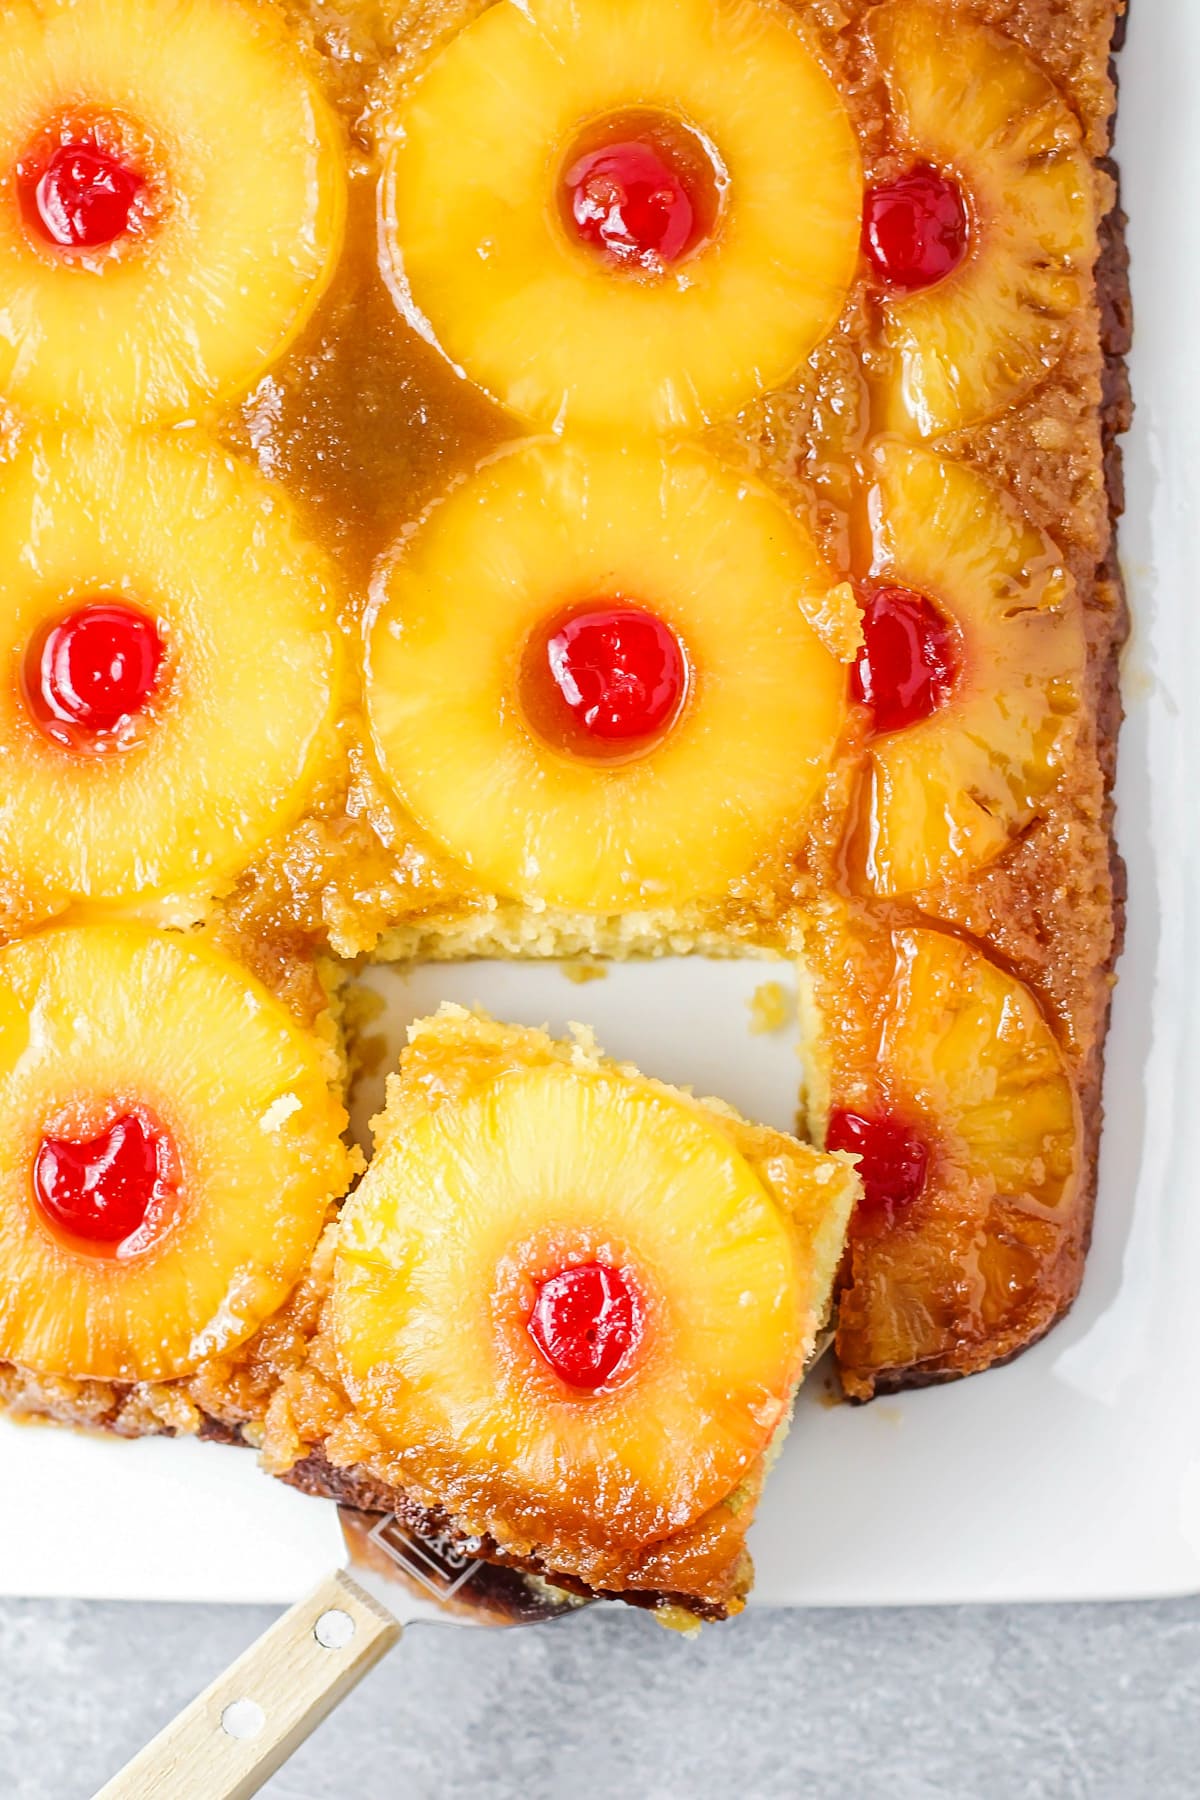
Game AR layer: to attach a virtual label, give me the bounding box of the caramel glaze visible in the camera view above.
[0,0,1129,1514]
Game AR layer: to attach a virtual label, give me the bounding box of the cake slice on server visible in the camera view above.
[200,1005,860,1623]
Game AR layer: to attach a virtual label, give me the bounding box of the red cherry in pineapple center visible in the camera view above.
[826,1110,929,1220]
[862,164,969,295]
[521,601,689,761]
[561,112,720,271]
[20,139,146,251]
[33,1111,177,1255]
[25,602,164,750]
[528,1261,641,1390]
[852,585,959,735]
[566,140,695,265]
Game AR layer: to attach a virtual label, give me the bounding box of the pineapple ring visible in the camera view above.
[868,1,1098,437]
[365,438,847,914]
[379,0,862,432]
[882,930,1078,1216]
[850,441,1086,897]
[831,925,1080,1397]
[0,923,354,1382]
[0,0,346,422]
[0,432,343,918]
[333,1058,807,1554]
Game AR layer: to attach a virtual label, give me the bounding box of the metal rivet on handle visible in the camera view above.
[220,1698,266,1741]
[314,1608,356,1650]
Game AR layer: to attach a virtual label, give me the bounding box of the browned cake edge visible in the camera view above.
[865,19,1132,1395]
[195,1417,738,1620]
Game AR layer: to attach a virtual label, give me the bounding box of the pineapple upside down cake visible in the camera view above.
[0,0,1129,1619]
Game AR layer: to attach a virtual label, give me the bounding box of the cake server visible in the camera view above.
[94,1505,588,1800]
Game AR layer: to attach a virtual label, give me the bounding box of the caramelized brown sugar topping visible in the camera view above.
[0,0,1119,963]
[0,0,1126,1434]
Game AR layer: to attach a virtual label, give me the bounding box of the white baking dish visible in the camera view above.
[1,0,1191,1609]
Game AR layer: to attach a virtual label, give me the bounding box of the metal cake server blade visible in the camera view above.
[338,1505,588,1628]
[94,1506,588,1800]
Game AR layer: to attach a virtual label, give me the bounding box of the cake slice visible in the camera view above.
[250,1006,860,1622]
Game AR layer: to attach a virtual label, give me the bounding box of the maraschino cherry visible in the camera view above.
[24,602,164,752]
[862,165,969,295]
[20,139,146,252]
[826,1110,929,1220]
[33,1111,177,1255]
[561,115,718,271]
[528,1261,641,1389]
[851,585,959,734]
[521,602,689,760]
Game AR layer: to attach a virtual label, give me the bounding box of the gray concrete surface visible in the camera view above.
[0,1595,1194,1799]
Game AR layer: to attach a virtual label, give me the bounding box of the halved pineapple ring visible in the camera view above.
[849,441,1085,898]
[0,432,343,919]
[332,1010,850,1559]
[868,0,1098,437]
[0,0,346,421]
[380,0,862,432]
[0,923,355,1383]
[365,437,848,914]
[830,925,1081,1398]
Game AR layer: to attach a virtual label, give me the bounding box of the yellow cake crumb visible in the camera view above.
[748,979,793,1035]
[561,960,609,985]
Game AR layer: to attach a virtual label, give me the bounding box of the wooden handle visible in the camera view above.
[95,1567,402,1800]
